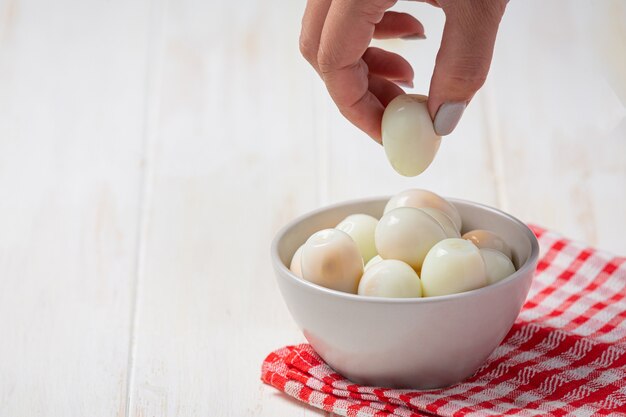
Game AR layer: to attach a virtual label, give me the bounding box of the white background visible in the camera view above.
[0,0,624,416]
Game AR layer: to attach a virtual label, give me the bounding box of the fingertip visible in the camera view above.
[427,97,438,121]
[370,75,405,107]
[433,101,466,136]
[362,47,414,88]
[374,11,426,40]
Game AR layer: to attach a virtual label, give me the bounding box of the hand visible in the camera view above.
[299,0,507,141]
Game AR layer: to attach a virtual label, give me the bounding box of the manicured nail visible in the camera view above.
[401,33,426,40]
[396,80,414,89]
[434,102,466,136]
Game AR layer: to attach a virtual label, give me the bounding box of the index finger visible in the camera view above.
[318,0,397,141]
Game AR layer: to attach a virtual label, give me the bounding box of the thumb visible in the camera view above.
[428,0,506,136]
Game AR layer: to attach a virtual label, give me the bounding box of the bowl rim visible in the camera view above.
[271,196,539,304]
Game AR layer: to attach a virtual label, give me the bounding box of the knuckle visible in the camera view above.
[298,36,317,64]
[447,56,490,90]
[358,0,396,23]
[317,46,368,76]
[317,45,342,74]
[443,0,505,24]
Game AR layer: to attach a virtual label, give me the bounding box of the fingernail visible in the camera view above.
[434,102,466,136]
[396,80,414,89]
[401,33,426,40]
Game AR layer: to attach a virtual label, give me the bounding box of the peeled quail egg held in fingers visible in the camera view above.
[463,229,512,259]
[300,229,364,294]
[421,238,487,297]
[480,248,516,284]
[384,188,462,231]
[336,214,378,264]
[382,94,441,177]
[358,259,422,298]
[375,207,447,271]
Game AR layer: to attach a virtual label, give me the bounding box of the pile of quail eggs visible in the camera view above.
[290,189,516,298]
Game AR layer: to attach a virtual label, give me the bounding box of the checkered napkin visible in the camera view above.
[261,225,626,416]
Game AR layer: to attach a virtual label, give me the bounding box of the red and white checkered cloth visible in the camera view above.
[262,225,626,416]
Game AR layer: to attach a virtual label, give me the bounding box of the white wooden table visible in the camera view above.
[0,1,624,416]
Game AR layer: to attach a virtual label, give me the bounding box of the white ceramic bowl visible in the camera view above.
[271,197,539,389]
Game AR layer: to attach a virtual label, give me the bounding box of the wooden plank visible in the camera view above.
[127,0,326,415]
[0,0,152,415]
[488,0,626,254]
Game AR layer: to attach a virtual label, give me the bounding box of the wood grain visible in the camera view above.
[126,1,325,415]
[0,1,624,417]
[488,0,626,254]
[0,0,152,415]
